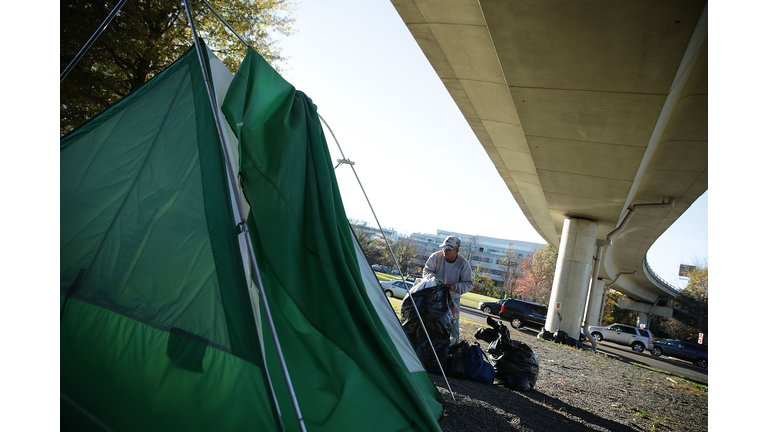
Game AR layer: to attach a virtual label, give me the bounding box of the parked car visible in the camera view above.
[404,274,422,283]
[477,299,507,316]
[371,264,389,273]
[498,298,548,330]
[588,323,654,353]
[651,340,708,368]
[380,280,414,299]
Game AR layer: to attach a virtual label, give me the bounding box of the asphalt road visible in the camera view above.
[460,306,708,384]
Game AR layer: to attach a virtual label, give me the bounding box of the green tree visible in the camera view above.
[601,290,637,326]
[60,0,296,135]
[472,263,498,297]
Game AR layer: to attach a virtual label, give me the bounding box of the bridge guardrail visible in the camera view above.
[643,259,681,296]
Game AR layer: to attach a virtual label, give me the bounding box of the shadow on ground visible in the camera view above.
[430,373,637,432]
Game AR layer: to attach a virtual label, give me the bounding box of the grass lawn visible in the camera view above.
[374,272,400,282]
[459,292,501,309]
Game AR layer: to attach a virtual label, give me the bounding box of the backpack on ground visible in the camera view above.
[465,342,495,384]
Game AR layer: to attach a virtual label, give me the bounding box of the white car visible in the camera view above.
[380,280,414,299]
[588,323,655,353]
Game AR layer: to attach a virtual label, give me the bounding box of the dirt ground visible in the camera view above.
[429,319,708,432]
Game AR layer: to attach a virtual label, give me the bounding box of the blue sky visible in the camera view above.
[277,0,708,289]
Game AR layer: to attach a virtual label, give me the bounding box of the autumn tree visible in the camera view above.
[682,265,708,334]
[513,244,558,304]
[61,0,296,134]
[391,239,417,275]
[655,265,708,342]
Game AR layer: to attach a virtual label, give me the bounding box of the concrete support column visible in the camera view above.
[584,278,606,327]
[545,218,599,337]
[637,312,649,329]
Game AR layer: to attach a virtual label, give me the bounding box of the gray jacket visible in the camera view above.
[422,250,473,301]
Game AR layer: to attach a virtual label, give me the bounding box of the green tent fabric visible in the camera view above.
[222,47,443,432]
[61,45,282,431]
[61,42,443,432]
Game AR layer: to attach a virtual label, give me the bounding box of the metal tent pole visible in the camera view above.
[60,0,129,83]
[180,2,306,431]
[199,0,251,47]
[319,113,456,401]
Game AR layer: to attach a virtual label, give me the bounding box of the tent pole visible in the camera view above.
[181,2,307,431]
[60,0,129,83]
[199,0,251,48]
[319,114,456,401]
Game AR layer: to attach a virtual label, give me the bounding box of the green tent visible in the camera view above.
[61,42,443,431]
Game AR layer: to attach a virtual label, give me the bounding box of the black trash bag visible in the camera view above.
[566,336,584,349]
[401,284,454,373]
[537,328,554,341]
[485,316,539,391]
[445,339,470,379]
[553,329,569,344]
[474,327,497,344]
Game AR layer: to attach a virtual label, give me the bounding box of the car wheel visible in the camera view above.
[510,318,523,329]
[591,332,603,342]
[482,306,492,314]
[384,290,393,298]
[631,342,644,353]
[695,358,707,368]
[652,347,662,357]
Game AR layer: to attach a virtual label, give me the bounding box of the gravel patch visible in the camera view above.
[429,320,708,432]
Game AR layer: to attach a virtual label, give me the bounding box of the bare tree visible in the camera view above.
[498,244,520,296]
[459,234,479,266]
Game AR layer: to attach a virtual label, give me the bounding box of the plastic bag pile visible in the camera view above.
[475,316,539,391]
[400,282,539,391]
[537,328,584,349]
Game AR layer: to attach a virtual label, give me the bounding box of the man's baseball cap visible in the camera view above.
[440,235,461,250]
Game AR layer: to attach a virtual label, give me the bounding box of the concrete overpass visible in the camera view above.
[391,0,708,336]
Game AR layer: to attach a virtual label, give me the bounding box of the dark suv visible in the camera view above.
[498,299,548,330]
[651,340,708,368]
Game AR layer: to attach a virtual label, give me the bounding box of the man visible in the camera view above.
[422,235,473,346]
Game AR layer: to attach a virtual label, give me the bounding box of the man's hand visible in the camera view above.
[447,283,456,291]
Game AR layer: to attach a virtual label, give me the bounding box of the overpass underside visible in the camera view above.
[391,0,708,333]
